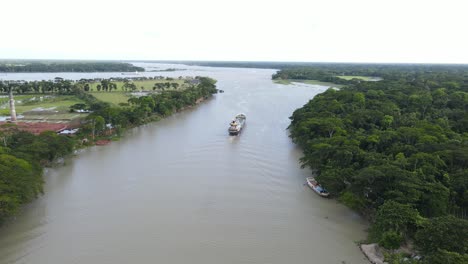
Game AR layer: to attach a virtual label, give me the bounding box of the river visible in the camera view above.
[0,63,368,264]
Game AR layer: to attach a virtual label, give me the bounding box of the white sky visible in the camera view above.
[1,0,467,63]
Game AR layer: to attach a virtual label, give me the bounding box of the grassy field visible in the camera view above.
[88,79,188,91]
[298,80,344,87]
[275,79,343,88]
[18,96,83,113]
[335,75,382,81]
[90,92,130,105]
[0,79,190,120]
[273,79,293,85]
[20,113,86,121]
[88,79,192,105]
[0,95,84,116]
[0,95,38,105]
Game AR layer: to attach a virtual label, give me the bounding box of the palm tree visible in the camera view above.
[100,80,110,92]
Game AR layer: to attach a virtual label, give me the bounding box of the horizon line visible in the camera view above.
[1,58,468,65]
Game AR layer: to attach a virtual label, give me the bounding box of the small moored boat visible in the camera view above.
[228,113,246,135]
[306,177,330,197]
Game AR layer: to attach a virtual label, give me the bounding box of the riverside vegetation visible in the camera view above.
[0,76,217,224]
[276,65,468,263]
[0,61,144,72]
[0,77,200,116]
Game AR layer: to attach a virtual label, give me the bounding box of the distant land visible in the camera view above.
[128,60,468,69]
[0,60,144,73]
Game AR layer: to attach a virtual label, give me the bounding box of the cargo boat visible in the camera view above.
[228,113,246,135]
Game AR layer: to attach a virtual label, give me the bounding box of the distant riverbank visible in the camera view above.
[0,61,144,73]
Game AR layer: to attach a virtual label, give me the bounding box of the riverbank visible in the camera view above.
[286,64,468,263]
[0,76,218,224]
[80,90,212,147]
[361,244,385,264]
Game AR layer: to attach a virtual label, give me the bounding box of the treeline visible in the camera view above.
[0,129,75,223]
[0,62,144,73]
[272,63,468,85]
[286,66,468,262]
[0,80,78,94]
[78,77,217,136]
[0,77,187,94]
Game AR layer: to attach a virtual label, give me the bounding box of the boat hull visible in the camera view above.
[306,177,330,197]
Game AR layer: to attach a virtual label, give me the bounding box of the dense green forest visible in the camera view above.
[0,130,75,223]
[284,65,468,262]
[0,62,144,72]
[0,77,217,224]
[273,63,468,84]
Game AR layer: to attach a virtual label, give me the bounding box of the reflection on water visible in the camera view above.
[0,63,368,264]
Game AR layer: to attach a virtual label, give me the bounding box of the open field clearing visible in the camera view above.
[0,95,84,119]
[336,75,382,81]
[274,79,344,88]
[90,92,130,105]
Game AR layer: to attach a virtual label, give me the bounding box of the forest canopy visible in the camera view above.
[283,64,468,262]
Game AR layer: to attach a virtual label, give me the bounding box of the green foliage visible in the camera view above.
[372,201,422,239]
[339,191,365,211]
[423,249,468,264]
[0,154,41,221]
[90,92,130,105]
[0,62,144,73]
[383,252,420,264]
[83,77,218,132]
[286,64,468,259]
[0,75,217,225]
[81,115,106,139]
[415,216,468,255]
[379,231,403,250]
[70,103,87,111]
[0,129,75,223]
[9,131,74,163]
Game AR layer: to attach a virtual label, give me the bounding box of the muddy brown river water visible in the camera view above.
[0,63,368,263]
